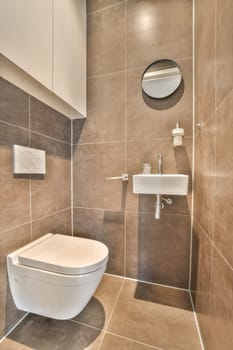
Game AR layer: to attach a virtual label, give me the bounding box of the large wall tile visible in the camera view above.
[0,122,30,231]
[214,91,233,266]
[127,0,192,70]
[216,0,233,106]
[126,67,165,142]
[195,0,215,122]
[203,249,233,350]
[73,207,125,276]
[0,78,29,129]
[194,115,216,238]
[73,143,125,211]
[30,97,71,143]
[78,72,125,143]
[193,0,233,347]
[30,133,71,220]
[31,209,72,241]
[191,220,213,344]
[87,3,125,77]
[0,224,31,339]
[126,211,191,288]
[87,0,123,14]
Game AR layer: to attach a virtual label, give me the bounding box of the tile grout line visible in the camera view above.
[103,278,125,331]
[31,207,72,224]
[213,237,233,273]
[70,319,101,332]
[72,136,193,147]
[105,331,164,350]
[71,321,106,350]
[123,0,127,278]
[28,95,33,242]
[0,207,72,235]
[0,313,29,344]
[215,87,233,112]
[0,221,32,234]
[97,279,126,350]
[212,0,217,268]
[51,0,54,91]
[30,129,70,145]
[71,120,74,235]
[73,206,191,218]
[194,218,233,272]
[87,56,193,80]
[0,119,71,145]
[87,1,125,16]
[190,4,209,348]
[87,69,126,80]
[104,273,190,292]
[188,0,195,291]
[70,319,163,350]
[189,290,205,350]
[72,140,123,146]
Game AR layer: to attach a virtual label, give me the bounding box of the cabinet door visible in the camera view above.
[53,0,86,116]
[0,0,53,89]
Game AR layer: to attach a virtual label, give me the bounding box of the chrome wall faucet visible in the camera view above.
[158,154,163,175]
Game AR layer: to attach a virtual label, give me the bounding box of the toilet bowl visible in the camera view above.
[7,233,109,320]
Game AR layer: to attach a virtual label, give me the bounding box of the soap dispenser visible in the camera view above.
[172,122,184,147]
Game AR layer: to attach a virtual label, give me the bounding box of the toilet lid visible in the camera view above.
[18,234,109,275]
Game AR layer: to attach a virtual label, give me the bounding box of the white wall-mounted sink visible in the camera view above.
[133,174,189,195]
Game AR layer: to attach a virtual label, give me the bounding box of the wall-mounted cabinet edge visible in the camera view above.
[0,54,84,119]
[53,0,86,116]
[0,0,86,119]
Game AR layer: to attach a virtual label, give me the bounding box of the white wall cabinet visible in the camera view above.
[53,0,86,116]
[0,0,53,89]
[0,0,86,118]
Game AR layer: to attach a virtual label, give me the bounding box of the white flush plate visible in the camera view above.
[13,145,46,174]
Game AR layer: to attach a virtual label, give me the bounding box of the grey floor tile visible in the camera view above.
[73,275,124,330]
[0,314,102,350]
[107,280,201,350]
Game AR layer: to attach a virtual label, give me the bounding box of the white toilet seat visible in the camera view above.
[18,233,108,275]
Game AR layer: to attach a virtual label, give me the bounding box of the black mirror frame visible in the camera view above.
[141,59,182,100]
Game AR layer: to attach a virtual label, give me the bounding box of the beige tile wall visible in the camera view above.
[73,0,193,288]
[191,0,233,349]
[0,77,72,339]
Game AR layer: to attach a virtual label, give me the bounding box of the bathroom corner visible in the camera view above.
[0,0,232,349]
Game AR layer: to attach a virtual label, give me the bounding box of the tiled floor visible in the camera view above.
[0,275,202,350]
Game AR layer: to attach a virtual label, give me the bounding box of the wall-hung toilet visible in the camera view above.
[7,234,109,320]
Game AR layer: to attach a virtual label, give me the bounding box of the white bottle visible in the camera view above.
[172,122,184,147]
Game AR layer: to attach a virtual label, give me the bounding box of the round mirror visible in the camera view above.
[142,59,182,99]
